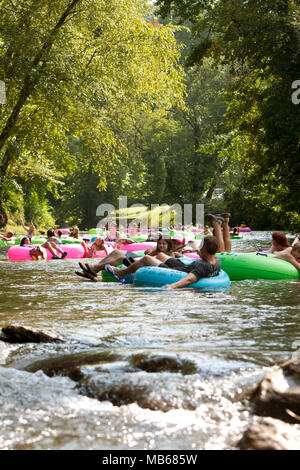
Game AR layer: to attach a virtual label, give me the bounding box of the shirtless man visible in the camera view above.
[274,241,300,272]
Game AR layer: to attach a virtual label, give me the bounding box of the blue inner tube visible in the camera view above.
[102,257,230,290]
[133,266,230,290]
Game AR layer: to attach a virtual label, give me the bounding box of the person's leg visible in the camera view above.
[209,218,225,252]
[222,216,232,252]
[107,255,162,279]
[156,252,171,263]
[51,242,67,256]
[43,242,58,257]
[81,249,127,275]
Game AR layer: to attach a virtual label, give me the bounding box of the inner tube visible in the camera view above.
[133,266,230,290]
[7,244,85,261]
[238,227,251,232]
[101,267,134,284]
[60,237,84,244]
[91,248,146,259]
[54,228,70,235]
[13,236,47,245]
[101,258,230,290]
[0,239,15,246]
[216,252,300,280]
[230,235,243,239]
[104,242,156,252]
[88,228,104,234]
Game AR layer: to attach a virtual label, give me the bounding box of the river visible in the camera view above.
[0,231,299,450]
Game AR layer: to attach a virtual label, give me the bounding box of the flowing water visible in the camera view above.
[0,231,299,450]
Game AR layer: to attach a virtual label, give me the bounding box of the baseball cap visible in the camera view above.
[172,234,186,244]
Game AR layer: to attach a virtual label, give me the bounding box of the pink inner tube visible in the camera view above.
[90,249,109,258]
[8,244,85,261]
[184,252,200,259]
[119,242,156,252]
[105,242,156,252]
[54,228,70,235]
[87,242,156,258]
[238,227,251,232]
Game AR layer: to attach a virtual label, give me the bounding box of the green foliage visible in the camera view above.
[0,0,185,227]
[156,0,300,230]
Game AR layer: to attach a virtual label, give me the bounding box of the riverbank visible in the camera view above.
[1,221,52,237]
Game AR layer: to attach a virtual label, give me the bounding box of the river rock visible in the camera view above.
[238,417,300,450]
[10,349,120,379]
[251,360,300,423]
[0,325,63,344]
[131,353,197,374]
[77,371,201,411]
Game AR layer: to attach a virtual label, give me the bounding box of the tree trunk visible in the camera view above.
[0,145,16,228]
[205,156,231,201]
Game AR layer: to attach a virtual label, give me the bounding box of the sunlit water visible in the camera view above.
[0,232,299,450]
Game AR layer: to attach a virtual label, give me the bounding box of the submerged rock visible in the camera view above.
[11,349,120,379]
[238,417,300,450]
[77,373,200,411]
[0,325,63,344]
[130,353,197,375]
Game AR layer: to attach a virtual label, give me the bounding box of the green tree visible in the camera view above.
[0,0,184,227]
[156,0,300,229]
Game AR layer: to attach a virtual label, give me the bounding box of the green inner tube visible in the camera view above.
[61,237,83,244]
[101,251,145,282]
[216,252,300,280]
[0,239,14,246]
[12,237,47,245]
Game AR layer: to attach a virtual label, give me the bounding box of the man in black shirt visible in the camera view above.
[104,236,221,288]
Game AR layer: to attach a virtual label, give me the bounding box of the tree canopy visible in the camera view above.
[0,0,184,227]
[156,0,300,229]
[0,0,299,231]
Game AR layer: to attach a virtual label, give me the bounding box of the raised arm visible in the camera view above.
[21,220,29,231]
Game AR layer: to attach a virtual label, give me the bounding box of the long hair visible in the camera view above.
[93,237,105,250]
[20,237,29,246]
[156,237,173,253]
[272,232,289,248]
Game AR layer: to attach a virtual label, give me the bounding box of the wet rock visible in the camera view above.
[238,417,300,450]
[0,325,63,344]
[131,353,197,375]
[77,373,198,411]
[11,349,120,380]
[251,359,300,423]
